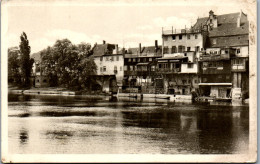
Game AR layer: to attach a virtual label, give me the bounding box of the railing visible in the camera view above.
[156,68,180,73]
[162,27,202,35]
[199,53,230,61]
[202,67,230,74]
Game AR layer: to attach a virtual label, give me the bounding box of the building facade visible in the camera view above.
[197,10,249,100]
[92,41,124,93]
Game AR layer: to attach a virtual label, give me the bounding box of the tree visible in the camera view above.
[41,39,97,89]
[8,47,21,84]
[19,32,34,87]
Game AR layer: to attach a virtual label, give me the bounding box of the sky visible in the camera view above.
[4,0,252,54]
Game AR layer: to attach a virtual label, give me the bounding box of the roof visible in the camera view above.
[210,35,249,48]
[209,22,249,37]
[193,11,249,37]
[92,44,116,57]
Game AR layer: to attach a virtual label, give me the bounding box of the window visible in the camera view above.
[100,67,102,72]
[184,53,187,56]
[124,65,127,71]
[212,38,217,45]
[103,66,106,72]
[188,63,193,68]
[164,47,169,54]
[172,35,176,40]
[133,58,136,62]
[194,80,197,84]
[182,80,186,84]
[159,64,162,68]
[178,46,183,53]
[187,34,190,39]
[187,47,191,51]
[203,78,207,82]
[149,58,152,62]
[111,56,114,61]
[128,58,131,62]
[130,66,133,71]
[195,34,198,39]
[164,36,168,41]
[151,65,155,71]
[100,57,103,61]
[179,35,182,40]
[106,57,109,61]
[237,48,241,54]
[138,58,141,62]
[172,46,177,53]
[114,66,117,70]
[120,66,122,71]
[226,75,230,79]
[196,46,200,52]
[116,56,119,61]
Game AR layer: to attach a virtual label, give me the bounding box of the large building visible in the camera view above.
[123,41,162,94]
[197,10,249,100]
[92,41,125,93]
[159,24,203,95]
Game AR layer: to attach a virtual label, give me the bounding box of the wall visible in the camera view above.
[94,54,124,86]
[163,33,203,53]
[181,63,198,73]
[232,46,249,57]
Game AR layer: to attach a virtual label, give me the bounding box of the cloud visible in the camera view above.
[153,16,192,29]
[45,29,102,45]
[136,25,153,30]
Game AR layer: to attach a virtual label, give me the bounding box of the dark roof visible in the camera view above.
[210,35,249,48]
[209,22,249,37]
[92,44,116,57]
[193,11,249,37]
[127,46,162,55]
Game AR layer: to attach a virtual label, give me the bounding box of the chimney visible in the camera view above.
[116,44,118,54]
[103,40,106,44]
[139,43,141,53]
[155,40,158,49]
[237,11,242,27]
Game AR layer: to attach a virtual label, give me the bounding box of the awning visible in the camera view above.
[158,60,179,63]
[157,56,188,60]
[136,63,149,66]
[198,83,232,86]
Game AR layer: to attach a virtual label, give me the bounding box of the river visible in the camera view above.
[8,94,249,154]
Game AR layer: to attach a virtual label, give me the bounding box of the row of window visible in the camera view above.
[163,46,200,54]
[127,57,154,62]
[202,61,224,68]
[164,34,198,41]
[100,66,123,72]
[100,56,120,61]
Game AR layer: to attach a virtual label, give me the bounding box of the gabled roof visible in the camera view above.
[209,22,249,37]
[92,43,116,57]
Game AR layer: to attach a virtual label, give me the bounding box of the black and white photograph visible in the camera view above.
[1,0,257,162]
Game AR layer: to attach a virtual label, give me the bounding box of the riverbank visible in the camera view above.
[8,86,105,96]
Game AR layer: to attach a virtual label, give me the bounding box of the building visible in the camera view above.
[92,41,125,93]
[159,25,203,95]
[31,52,50,87]
[197,10,249,100]
[123,41,162,94]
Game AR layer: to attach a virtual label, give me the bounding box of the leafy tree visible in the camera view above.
[41,39,97,89]
[8,47,21,84]
[19,32,34,87]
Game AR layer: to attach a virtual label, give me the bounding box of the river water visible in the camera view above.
[8,94,249,154]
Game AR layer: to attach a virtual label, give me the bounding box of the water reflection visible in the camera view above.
[8,94,249,154]
[19,129,29,144]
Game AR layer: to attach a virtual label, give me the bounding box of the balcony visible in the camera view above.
[202,67,230,74]
[200,53,230,61]
[231,64,246,72]
[124,71,137,76]
[156,68,180,74]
